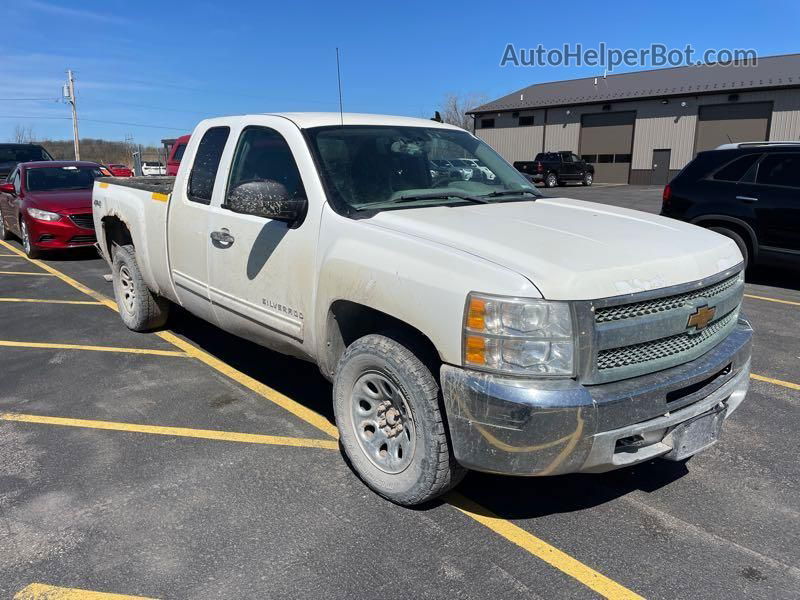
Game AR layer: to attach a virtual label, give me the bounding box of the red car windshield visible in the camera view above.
[26,166,105,191]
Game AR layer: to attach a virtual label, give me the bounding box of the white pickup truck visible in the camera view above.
[92,113,752,505]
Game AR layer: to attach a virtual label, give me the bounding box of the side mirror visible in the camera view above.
[0,182,15,194]
[225,180,306,225]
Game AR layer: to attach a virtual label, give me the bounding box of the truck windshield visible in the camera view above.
[306,125,540,212]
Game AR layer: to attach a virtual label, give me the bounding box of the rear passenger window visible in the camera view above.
[188,126,230,204]
[713,154,761,182]
[756,154,800,188]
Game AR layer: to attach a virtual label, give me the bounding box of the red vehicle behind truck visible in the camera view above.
[166,134,190,176]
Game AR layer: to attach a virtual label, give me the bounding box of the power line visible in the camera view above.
[0,114,189,131]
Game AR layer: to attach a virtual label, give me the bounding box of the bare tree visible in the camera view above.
[13,124,36,143]
[439,92,488,131]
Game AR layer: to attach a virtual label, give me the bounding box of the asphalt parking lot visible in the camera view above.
[1,187,799,599]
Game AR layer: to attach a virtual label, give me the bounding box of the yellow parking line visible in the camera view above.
[0,253,22,257]
[744,293,800,307]
[0,270,54,276]
[156,330,340,438]
[0,298,104,305]
[0,340,188,357]
[0,238,339,438]
[1,413,339,450]
[751,373,800,391]
[447,493,644,599]
[15,582,156,599]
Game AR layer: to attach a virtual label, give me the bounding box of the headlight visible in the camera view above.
[463,293,575,376]
[27,207,61,222]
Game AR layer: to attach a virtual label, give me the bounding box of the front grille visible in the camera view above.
[595,274,740,323]
[597,309,737,371]
[69,213,95,230]
[68,234,96,244]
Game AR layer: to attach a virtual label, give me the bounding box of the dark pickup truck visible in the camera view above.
[514,151,594,188]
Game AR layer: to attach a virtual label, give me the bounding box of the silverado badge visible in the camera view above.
[687,305,716,331]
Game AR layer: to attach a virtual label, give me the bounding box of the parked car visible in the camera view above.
[661,141,800,269]
[167,134,190,176]
[141,161,166,176]
[93,113,751,506]
[0,143,53,179]
[514,151,594,187]
[0,161,104,257]
[430,159,472,180]
[462,158,496,181]
[106,163,133,177]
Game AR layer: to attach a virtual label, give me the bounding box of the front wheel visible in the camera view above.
[333,334,465,505]
[582,172,593,186]
[112,244,169,331]
[20,218,40,259]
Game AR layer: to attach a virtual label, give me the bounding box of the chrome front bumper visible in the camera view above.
[440,318,753,476]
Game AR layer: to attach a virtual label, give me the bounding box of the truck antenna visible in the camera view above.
[336,47,344,126]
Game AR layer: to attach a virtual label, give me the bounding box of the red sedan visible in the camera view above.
[106,163,133,177]
[0,161,105,258]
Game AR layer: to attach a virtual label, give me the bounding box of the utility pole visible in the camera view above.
[64,69,80,160]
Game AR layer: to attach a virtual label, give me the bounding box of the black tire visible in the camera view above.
[333,334,466,506]
[0,215,9,241]
[20,218,41,259]
[709,226,750,270]
[582,172,593,186]
[545,172,558,188]
[111,244,169,331]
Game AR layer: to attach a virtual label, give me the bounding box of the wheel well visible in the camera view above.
[323,301,441,380]
[693,218,756,261]
[101,216,133,254]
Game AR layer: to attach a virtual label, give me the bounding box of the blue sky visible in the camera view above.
[2,0,798,145]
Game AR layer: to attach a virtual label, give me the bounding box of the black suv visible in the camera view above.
[0,143,53,179]
[514,151,594,188]
[662,142,800,269]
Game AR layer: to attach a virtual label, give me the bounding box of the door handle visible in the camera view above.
[210,228,235,248]
[736,196,759,203]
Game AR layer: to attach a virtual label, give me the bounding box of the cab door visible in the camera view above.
[166,125,231,323]
[206,118,318,354]
[748,152,800,252]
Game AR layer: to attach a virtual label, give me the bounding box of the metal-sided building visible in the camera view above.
[468,54,800,184]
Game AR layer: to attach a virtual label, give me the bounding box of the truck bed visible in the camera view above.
[98,176,175,195]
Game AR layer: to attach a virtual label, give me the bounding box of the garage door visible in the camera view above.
[579,112,635,184]
[695,102,772,153]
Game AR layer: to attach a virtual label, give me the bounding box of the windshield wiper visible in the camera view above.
[481,189,540,198]
[392,191,489,204]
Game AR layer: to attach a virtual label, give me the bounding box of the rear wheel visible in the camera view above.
[20,218,41,259]
[582,172,593,186]
[709,226,750,270]
[333,334,465,506]
[0,215,9,241]
[545,173,558,188]
[111,244,169,331]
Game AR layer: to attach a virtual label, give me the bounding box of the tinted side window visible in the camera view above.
[188,127,230,204]
[712,154,761,182]
[172,143,187,162]
[226,126,305,212]
[756,154,800,188]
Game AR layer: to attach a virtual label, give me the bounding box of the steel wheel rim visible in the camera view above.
[350,370,416,474]
[118,265,136,314]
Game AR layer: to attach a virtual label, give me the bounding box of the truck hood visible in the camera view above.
[368,197,742,300]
